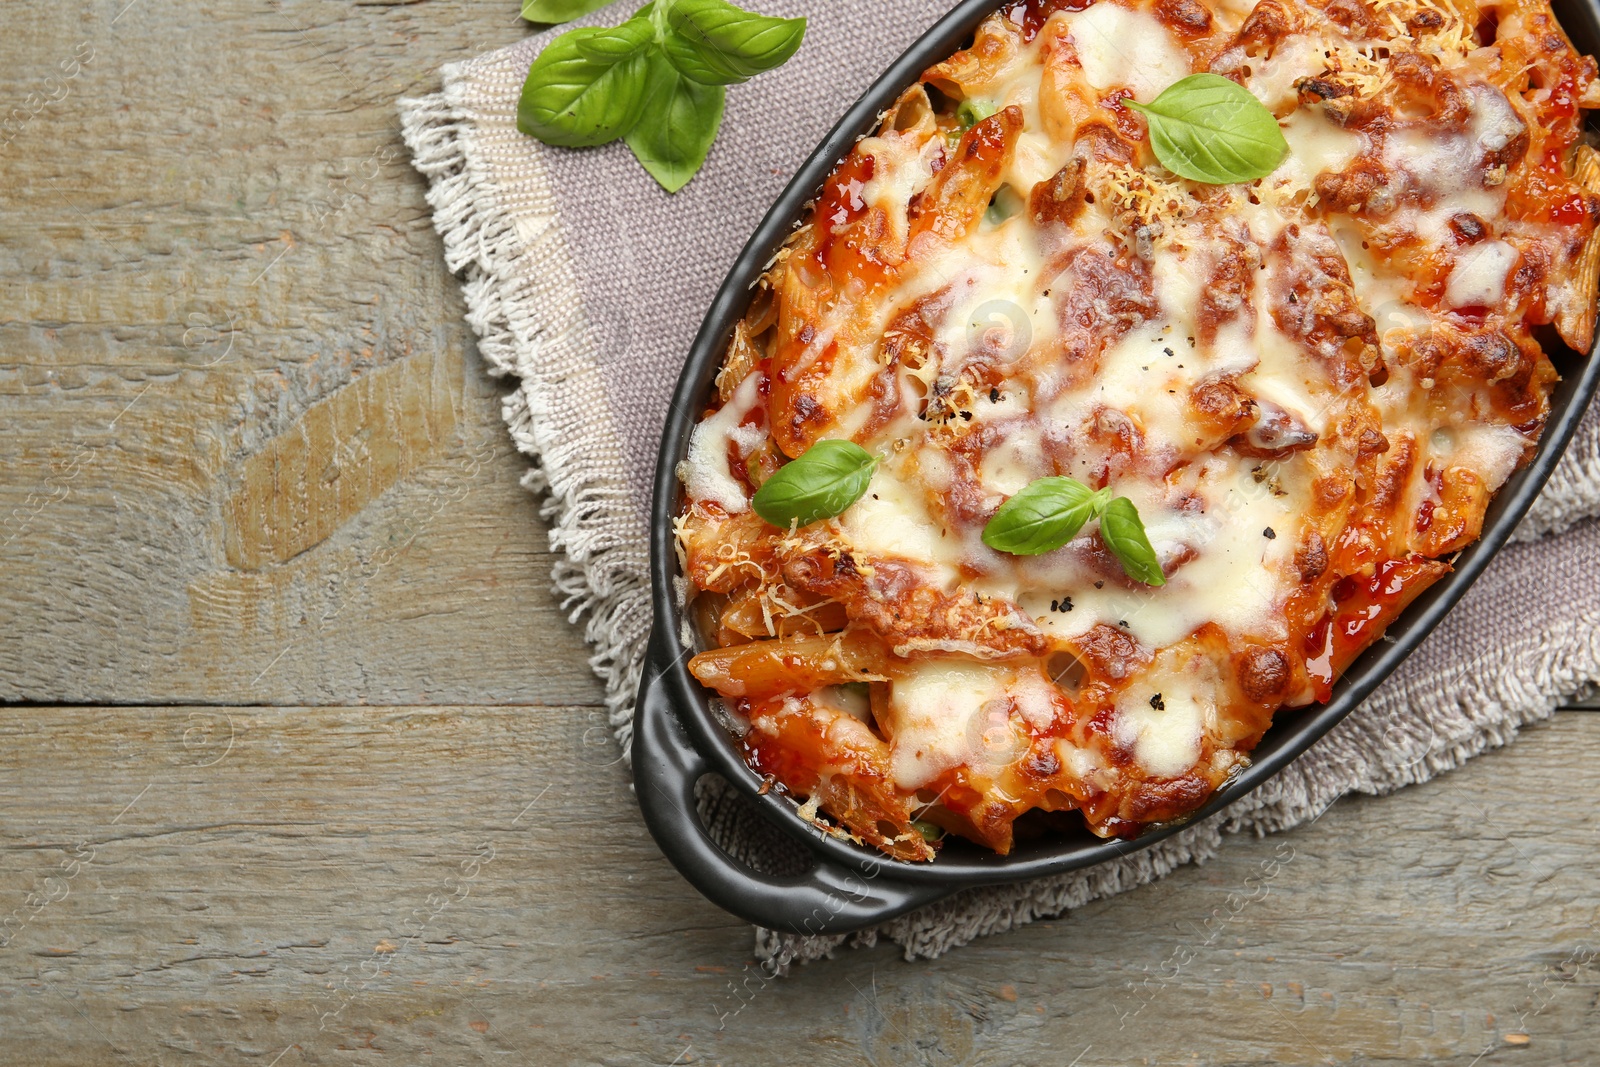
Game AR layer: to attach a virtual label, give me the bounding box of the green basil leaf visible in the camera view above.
[1124,73,1287,184]
[751,439,876,529]
[663,0,806,85]
[981,477,1110,556]
[573,15,655,61]
[517,26,653,147]
[521,0,615,25]
[625,53,725,192]
[1100,496,1166,586]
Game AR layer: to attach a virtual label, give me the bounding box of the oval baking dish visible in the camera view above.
[633,0,1600,936]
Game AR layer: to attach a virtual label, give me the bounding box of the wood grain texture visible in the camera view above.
[0,704,1596,1067]
[2,1,1598,1064]
[0,0,598,707]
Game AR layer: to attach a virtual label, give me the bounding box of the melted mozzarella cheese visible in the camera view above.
[1047,459,1298,650]
[1011,670,1061,730]
[1144,459,1300,643]
[978,452,1301,652]
[1064,320,1251,462]
[1469,82,1526,154]
[1328,218,1411,312]
[1447,421,1528,490]
[977,432,1043,497]
[1237,318,1333,435]
[837,461,955,565]
[1276,109,1366,187]
[1061,4,1191,102]
[886,661,1013,788]
[859,130,949,237]
[1055,736,1106,782]
[1446,240,1519,308]
[924,225,1060,367]
[1112,649,1218,777]
[680,372,766,513]
[1240,33,1340,112]
[1113,690,1203,778]
[1010,129,1066,191]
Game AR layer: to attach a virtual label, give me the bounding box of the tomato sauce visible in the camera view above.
[1303,557,1442,702]
[1012,0,1095,40]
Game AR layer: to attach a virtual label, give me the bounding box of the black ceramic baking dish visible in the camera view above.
[633,0,1600,936]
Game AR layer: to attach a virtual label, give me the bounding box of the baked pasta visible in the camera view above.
[675,0,1600,860]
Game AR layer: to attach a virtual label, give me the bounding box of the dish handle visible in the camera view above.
[631,628,949,936]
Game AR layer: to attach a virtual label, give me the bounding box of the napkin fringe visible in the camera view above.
[401,74,648,749]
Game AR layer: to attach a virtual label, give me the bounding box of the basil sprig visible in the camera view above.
[982,477,1166,587]
[1098,496,1165,587]
[625,53,725,191]
[1124,73,1288,185]
[663,0,805,84]
[516,24,655,147]
[751,440,877,529]
[981,477,1110,556]
[517,0,805,192]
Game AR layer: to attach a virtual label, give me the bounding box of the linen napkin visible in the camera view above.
[398,0,1600,969]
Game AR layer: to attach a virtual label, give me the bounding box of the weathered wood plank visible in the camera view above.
[0,0,601,706]
[1,704,1595,1065]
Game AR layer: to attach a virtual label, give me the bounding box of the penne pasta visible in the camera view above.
[688,630,890,698]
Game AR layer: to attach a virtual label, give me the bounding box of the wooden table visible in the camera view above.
[2,2,1596,1063]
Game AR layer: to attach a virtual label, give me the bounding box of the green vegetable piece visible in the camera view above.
[662,0,806,85]
[517,25,653,147]
[521,0,616,24]
[751,439,877,529]
[625,52,725,192]
[912,820,945,843]
[956,97,995,130]
[1100,496,1166,586]
[981,476,1110,556]
[1123,73,1288,184]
